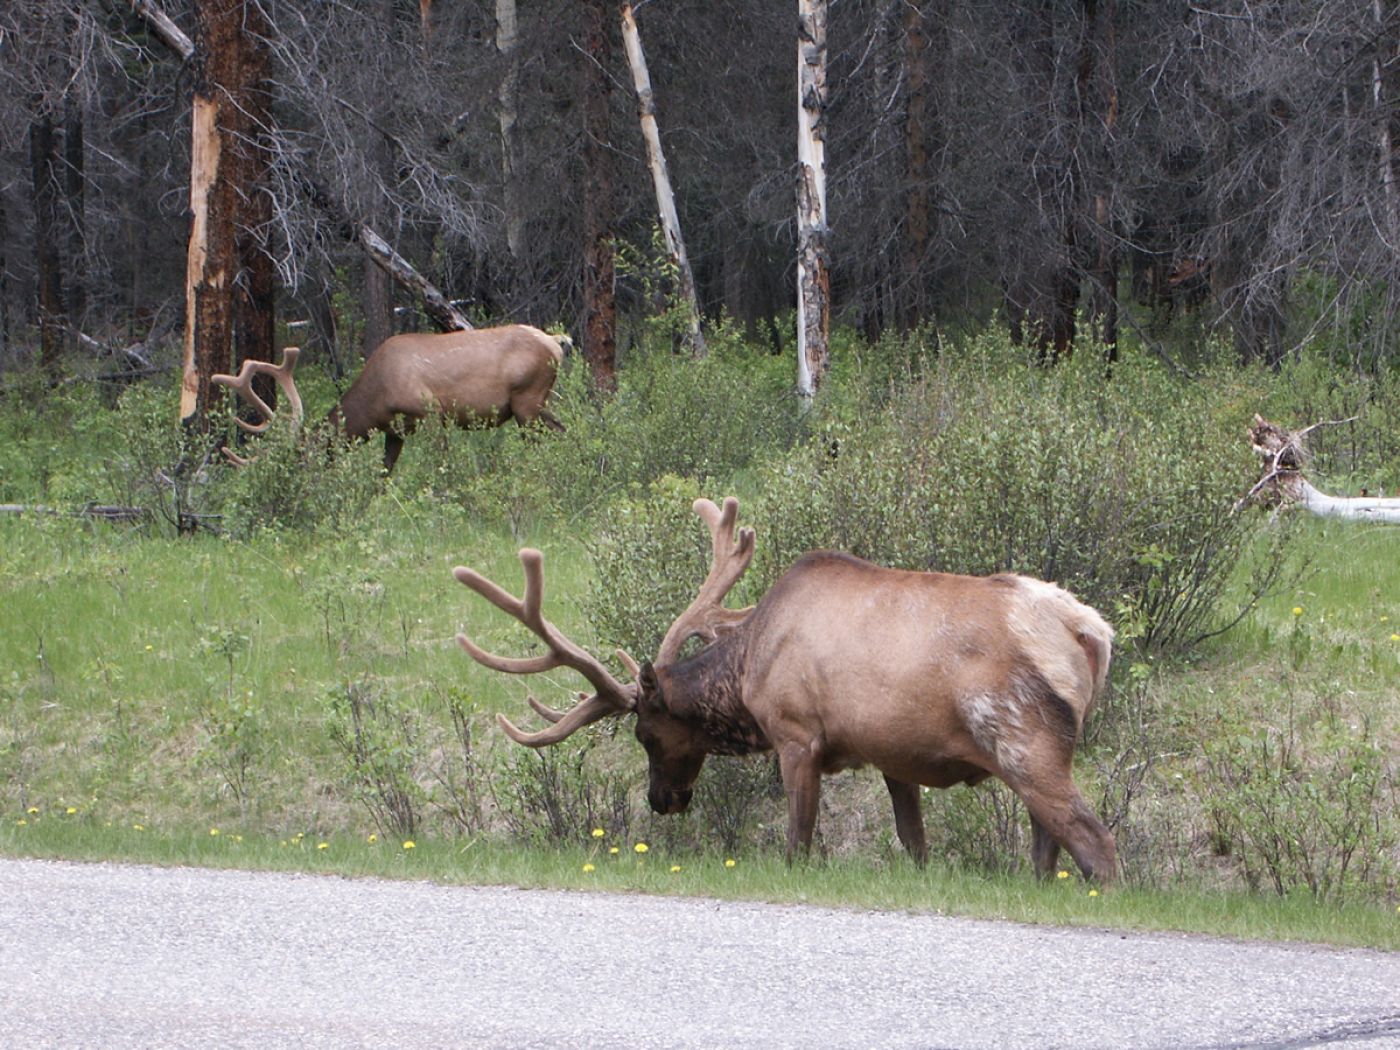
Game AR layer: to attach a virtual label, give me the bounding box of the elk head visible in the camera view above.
[453,497,755,814]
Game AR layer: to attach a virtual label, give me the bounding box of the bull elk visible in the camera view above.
[453,497,1118,882]
[212,324,567,471]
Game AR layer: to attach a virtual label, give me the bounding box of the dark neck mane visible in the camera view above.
[660,634,770,756]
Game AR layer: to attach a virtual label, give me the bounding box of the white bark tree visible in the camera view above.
[620,3,705,356]
[796,0,829,402]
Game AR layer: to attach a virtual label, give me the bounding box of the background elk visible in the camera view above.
[213,324,567,471]
[453,497,1118,882]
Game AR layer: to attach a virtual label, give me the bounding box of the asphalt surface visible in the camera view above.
[1,857,1397,1049]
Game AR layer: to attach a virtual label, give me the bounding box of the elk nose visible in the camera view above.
[649,787,693,815]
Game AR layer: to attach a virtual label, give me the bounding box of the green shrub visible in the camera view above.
[1202,722,1397,900]
[210,419,384,536]
[325,680,424,838]
[749,331,1278,656]
[583,474,719,659]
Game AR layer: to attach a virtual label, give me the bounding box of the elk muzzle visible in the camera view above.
[647,783,694,815]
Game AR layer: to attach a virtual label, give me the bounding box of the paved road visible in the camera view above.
[0,857,1397,1049]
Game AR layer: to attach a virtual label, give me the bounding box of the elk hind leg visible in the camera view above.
[1013,766,1116,884]
[883,774,928,865]
[1008,750,1114,884]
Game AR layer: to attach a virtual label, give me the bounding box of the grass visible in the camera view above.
[6,807,1396,951]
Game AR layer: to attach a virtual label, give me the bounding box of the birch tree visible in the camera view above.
[796,0,829,401]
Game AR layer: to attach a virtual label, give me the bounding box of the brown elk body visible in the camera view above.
[454,498,1117,882]
[214,324,566,471]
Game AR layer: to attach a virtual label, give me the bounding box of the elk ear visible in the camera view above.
[638,661,661,709]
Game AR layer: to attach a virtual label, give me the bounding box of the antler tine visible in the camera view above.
[496,695,624,748]
[656,496,757,666]
[453,550,636,748]
[211,347,304,434]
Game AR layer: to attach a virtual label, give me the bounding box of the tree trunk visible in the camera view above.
[620,4,705,356]
[796,0,830,402]
[496,0,524,264]
[1084,0,1118,357]
[30,114,65,375]
[64,20,87,330]
[362,0,397,359]
[1375,0,1400,242]
[901,3,930,332]
[581,0,617,392]
[180,0,275,432]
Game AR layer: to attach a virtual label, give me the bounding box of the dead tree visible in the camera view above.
[620,3,705,356]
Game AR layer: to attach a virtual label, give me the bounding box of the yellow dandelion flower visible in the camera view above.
[634,842,649,854]
[144,644,154,652]
[609,846,620,855]
[1292,606,1303,616]
[1056,870,1069,879]
[725,859,737,868]
[1391,634,1399,642]
[15,819,26,826]
[591,827,605,839]
[1088,889,1099,898]
[582,863,596,873]
[26,807,38,815]
[1381,615,1390,623]
[317,842,328,851]
[209,828,220,836]
[670,865,682,873]
[65,807,77,815]
[367,834,378,844]
[402,840,416,850]
[132,824,145,832]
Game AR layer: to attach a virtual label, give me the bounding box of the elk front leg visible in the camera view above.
[777,741,822,863]
[1030,814,1061,878]
[382,431,405,473]
[883,774,928,865]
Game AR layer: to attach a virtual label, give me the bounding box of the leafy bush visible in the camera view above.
[491,731,632,846]
[325,680,424,838]
[1202,722,1397,900]
[583,474,718,659]
[210,418,384,536]
[749,331,1278,656]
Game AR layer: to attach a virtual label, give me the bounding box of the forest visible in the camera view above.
[2,2,1400,941]
[5,1,1400,386]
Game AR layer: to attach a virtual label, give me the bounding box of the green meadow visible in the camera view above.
[2,327,1398,948]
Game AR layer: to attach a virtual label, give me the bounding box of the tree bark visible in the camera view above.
[30,114,65,375]
[1247,415,1400,522]
[1084,0,1118,357]
[581,0,617,392]
[620,3,705,357]
[362,0,397,359]
[796,0,830,402]
[180,0,275,432]
[1375,0,1399,243]
[496,0,524,263]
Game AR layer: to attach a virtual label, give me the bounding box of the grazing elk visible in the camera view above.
[213,324,567,472]
[453,498,1117,882]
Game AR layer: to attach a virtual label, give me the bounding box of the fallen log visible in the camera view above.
[1244,414,1400,523]
[0,503,149,523]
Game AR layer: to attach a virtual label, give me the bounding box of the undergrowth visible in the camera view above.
[1,325,1398,941]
